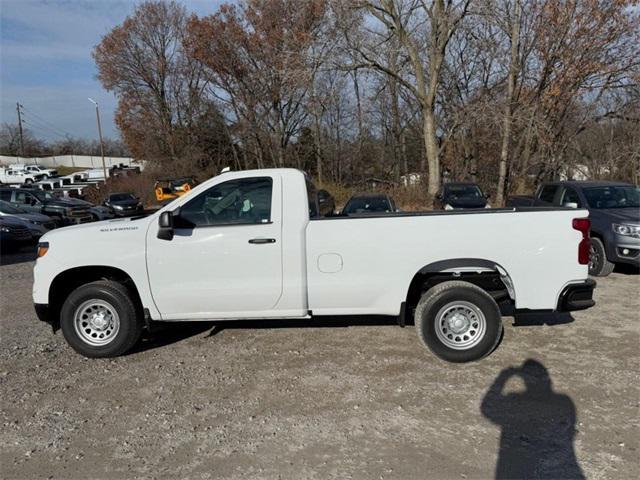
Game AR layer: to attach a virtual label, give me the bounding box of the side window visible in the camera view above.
[178,177,272,227]
[561,188,581,207]
[14,192,29,204]
[0,190,11,201]
[538,185,558,204]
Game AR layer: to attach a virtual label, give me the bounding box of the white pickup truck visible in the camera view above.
[0,167,43,185]
[33,168,596,362]
[11,164,59,179]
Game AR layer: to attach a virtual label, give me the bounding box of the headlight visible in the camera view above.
[485,204,491,209]
[444,204,454,210]
[0,226,10,233]
[113,205,124,210]
[612,223,640,238]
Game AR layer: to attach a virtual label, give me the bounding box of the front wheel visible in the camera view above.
[589,237,615,277]
[415,281,503,363]
[60,280,143,358]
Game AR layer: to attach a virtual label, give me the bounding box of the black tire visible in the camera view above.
[24,178,33,184]
[60,280,143,358]
[415,281,503,363]
[589,237,615,277]
[41,174,49,180]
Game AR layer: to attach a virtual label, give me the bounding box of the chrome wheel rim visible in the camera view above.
[434,301,486,350]
[73,300,120,346]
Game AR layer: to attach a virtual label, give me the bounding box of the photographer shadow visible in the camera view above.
[481,359,584,479]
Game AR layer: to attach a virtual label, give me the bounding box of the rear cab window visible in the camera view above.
[538,185,559,205]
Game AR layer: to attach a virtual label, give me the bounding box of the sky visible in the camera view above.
[0,0,224,142]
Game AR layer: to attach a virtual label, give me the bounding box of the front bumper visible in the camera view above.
[557,279,596,312]
[606,234,640,266]
[34,303,51,323]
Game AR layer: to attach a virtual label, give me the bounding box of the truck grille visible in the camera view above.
[69,207,91,217]
[8,226,31,240]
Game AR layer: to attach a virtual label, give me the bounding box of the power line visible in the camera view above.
[21,119,68,139]
[20,105,75,139]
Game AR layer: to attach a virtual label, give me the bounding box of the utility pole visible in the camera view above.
[16,102,25,160]
[88,98,108,181]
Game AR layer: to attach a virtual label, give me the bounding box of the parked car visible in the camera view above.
[341,193,398,215]
[87,204,116,222]
[11,164,59,179]
[0,200,56,239]
[0,187,93,225]
[435,182,490,210]
[104,192,144,216]
[507,180,639,276]
[0,216,32,252]
[0,167,43,185]
[34,168,595,362]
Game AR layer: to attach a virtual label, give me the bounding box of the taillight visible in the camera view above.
[572,218,591,265]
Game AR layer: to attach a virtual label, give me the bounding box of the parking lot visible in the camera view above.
[1,251,638,479]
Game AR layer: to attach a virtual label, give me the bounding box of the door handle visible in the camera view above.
[248,238,276,244]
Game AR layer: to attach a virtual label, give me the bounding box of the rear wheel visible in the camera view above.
[24,178,33,185]
[589,237,615,277]
[415,281,503,363]
[60,280,143,358]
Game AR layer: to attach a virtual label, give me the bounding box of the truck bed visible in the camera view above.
[306,207,588,315]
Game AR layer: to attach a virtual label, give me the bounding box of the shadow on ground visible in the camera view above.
[132,316,401,354]
[613,263,639,275]
[481,359,584,479]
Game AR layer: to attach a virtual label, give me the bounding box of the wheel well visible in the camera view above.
[48,266,143,326]
[405,263,514,316]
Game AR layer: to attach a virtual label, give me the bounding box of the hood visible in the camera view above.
[45,197,91,208]
[4,212,51,223]
[589,208,640,224]
[0,216,29,228]
[445,196,488,209]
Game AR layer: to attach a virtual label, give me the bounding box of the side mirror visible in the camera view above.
[485,193,491,200]
[563,202,578,209]
[157,211,174,240]
[436,193,442,200]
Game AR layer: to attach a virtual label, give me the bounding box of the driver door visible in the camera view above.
[146,175,283,320]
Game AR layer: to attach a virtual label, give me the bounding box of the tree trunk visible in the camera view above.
[423,108,440,197]
[496,0,521,207]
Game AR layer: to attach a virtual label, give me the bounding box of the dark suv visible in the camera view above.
[0,188,93,226]
[508,181,640,276]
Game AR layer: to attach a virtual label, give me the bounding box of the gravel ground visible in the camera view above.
[1,249,639,479]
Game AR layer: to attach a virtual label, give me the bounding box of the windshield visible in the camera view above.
[32,190,54,201]
[445,185,483,199]
[110,193,136,202]
[583,186,640,209]
[343,196,391,214]
[0,200,25,214]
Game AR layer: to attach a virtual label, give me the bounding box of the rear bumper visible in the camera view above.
[557,279,596,312]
